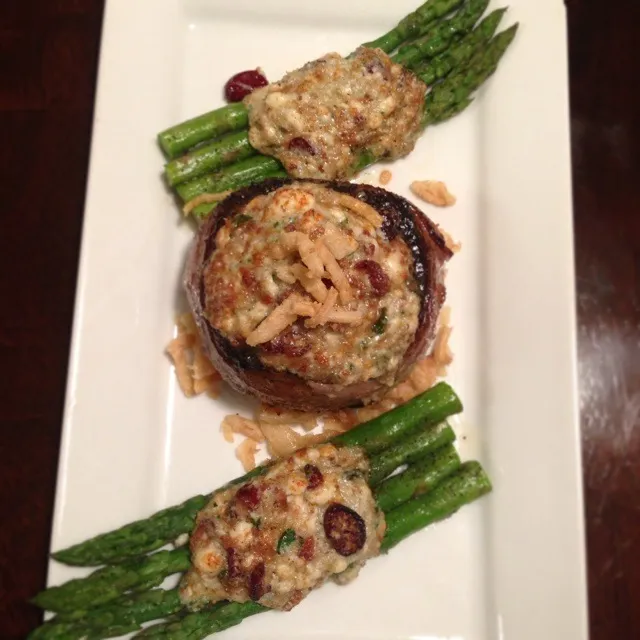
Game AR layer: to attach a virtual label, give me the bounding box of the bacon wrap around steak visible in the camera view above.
[184,178,452,411]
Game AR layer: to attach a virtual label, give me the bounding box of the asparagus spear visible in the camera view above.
[33,549,191,613]
[164,131,256,187]
[51,383,461,568]
[132,463,491,640]
[175,156,284,202]
[374,443,460,512]
[413,7,506,86]
[158,0,462,159]
[422,24,518,125]
[137,602,266,639]
[332,382,461,455]
[363,0,464,53]
[158,104,249,159]
[29,590,185,640]
[33,446,465,639]
[392,0,490,68]
[368,421,455,486]
[381,461,491,550]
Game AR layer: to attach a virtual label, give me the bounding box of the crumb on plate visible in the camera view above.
[410,180,456,207]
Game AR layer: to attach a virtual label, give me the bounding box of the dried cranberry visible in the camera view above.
[298,537,315,561]
[287,137,316,155]
[323,503,366,556]
[236,483,261,510]
[224,69,268,102]
[225,547,241,580]
[365,59,384,75]
[262,324,311,358]
[240,267,256,289]
[248,562,266,601]
[355,260,390,297]
[304,464,324,490]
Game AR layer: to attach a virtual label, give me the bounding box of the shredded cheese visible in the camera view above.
[183,190,233,216]
[282,232,324,277]
[316,240,353,303]
[305,287,339,328]
[245,295,299,346]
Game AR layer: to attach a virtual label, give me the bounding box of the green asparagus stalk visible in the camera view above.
[375,443,460,512]
[164,131,256,187]
[29,590,185,640]
[158,104,249,159]
[33,549,191,614]
[422,24,518,125]
[381,461,491,550]
[49,384,461,568]
[363,0,464,52]
[392,0,490,68]
[137,602,266,639]
[60,589,183,626]
[51,498,206,567]
[413,7,506,86]
[175,156,284,202]
[368,421,455,486]
[334,382,461,455]
[158,0,462,159]
[132,462,491,640]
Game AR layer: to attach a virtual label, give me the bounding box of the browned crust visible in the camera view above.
[184,178,452,410]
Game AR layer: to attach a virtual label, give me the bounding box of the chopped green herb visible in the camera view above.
[277,529,297,554]
[339,217,350,229]
[219,569,228,580]
[375,352,391,369]
[233,213,252,227]
[249,516,262,529]
[372,308,388,335]
[344,469,364,481]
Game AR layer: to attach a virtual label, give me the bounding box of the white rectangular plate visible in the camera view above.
[48,1,588,638]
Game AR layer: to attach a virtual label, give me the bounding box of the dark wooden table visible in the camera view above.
[1,1,639,638]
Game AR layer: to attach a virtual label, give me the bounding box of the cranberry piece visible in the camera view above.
[298,537,315,561]
[262,324,311,358]
[355,260,390,297]
[304,464,324,490]
[287,137,316,155]
[224,69,268,102]
[236,483,261,510]
[323,503,366,556]
[240,267,257,289]
[248,562,266,601]
[225,547,241,580]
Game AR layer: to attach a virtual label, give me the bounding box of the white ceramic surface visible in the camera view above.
[48,1,587,638]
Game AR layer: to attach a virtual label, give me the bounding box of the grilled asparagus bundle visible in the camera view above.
[157,0,518,219]
[31,384,491,640]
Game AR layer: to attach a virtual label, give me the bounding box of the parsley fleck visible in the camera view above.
[372,308,388,335]
[277,529,297,554]
[233,213,252,227]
